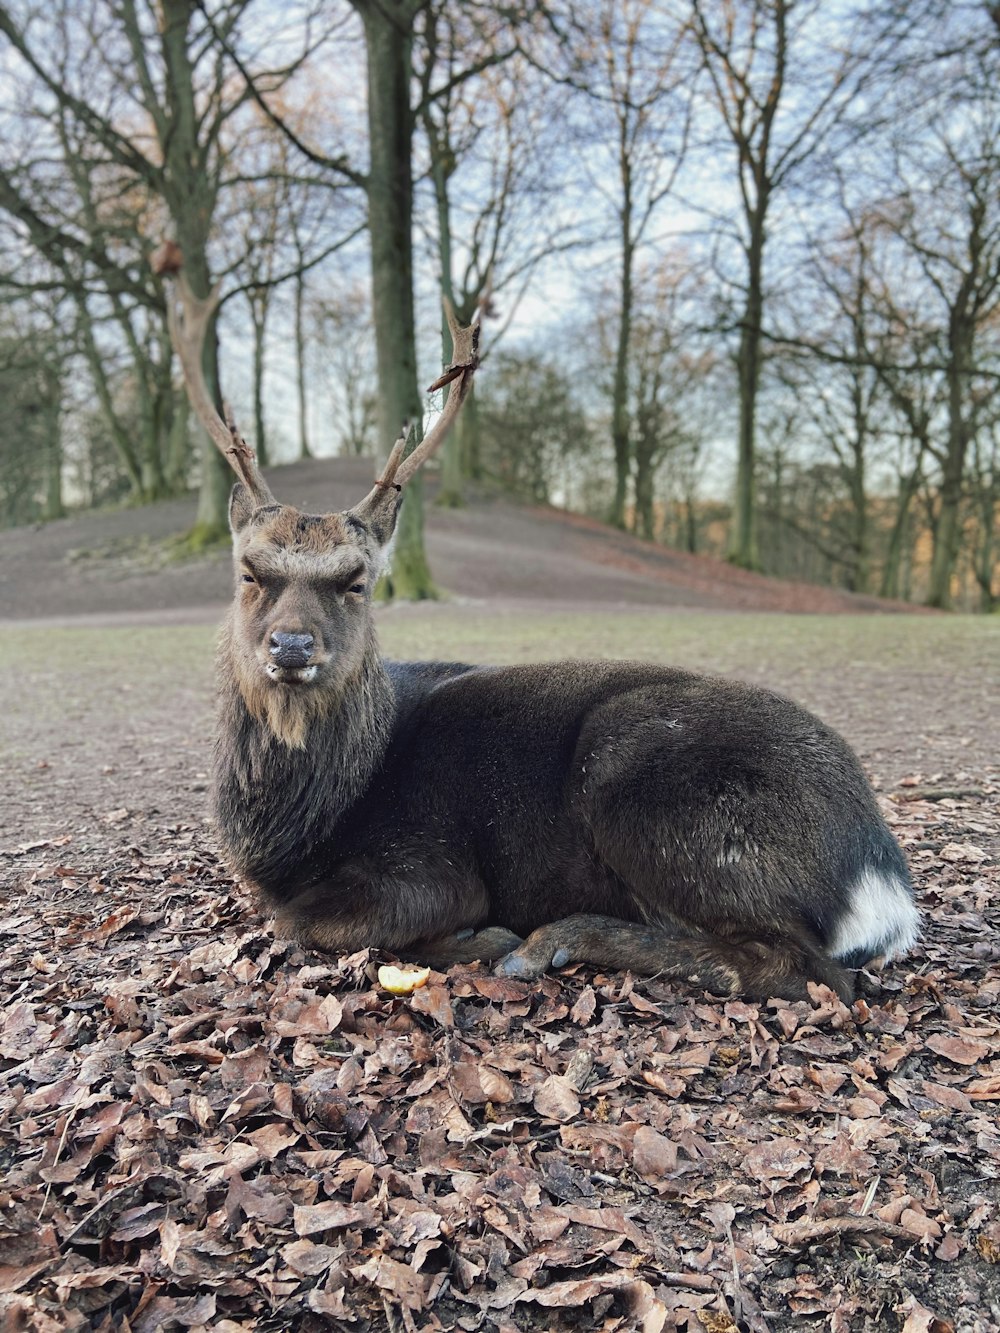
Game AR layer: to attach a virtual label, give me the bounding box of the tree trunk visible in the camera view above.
[160,0,230,543]
[608,232,634,530]
[461,385,482,480]
[976,499,996,612]
[358,0,435,599]
[848,441,868,594]
[633,423,656,541]
[880,458,921,599]
[41,377,64,520]
[166,389,190,490]
[927,322,973,608]
[684,492,697,553]
[729,214,765,569]
[294,269,312,459]
[250,292,270,467]
[634,466,655,540]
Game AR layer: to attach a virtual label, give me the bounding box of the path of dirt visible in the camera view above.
[0,456,923,625]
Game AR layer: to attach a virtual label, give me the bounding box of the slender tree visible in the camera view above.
[690,0,874,568]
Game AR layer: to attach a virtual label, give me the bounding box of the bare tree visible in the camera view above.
[310,279,378,459]
[415,7,570,506]
[542,0,693,530]
[690,0,875,569]
[0,0,336,542]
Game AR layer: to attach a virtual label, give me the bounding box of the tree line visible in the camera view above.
[0,0,997,610]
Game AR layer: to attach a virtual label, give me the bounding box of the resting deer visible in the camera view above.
[167,268,918,1003]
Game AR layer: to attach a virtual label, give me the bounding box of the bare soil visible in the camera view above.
[0,456,925,626]
[1,470,998,1333]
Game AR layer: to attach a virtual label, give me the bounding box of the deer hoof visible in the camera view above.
[496,950,545,979]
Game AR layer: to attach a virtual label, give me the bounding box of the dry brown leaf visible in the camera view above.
[899,1208,943,1243]
[570,985,597,1024]
[925,1033,990,1065]
[480,1066,516,1103]
[533,1074,581,1121]
[292,1201,371,1236]
[898,1294,955,1333]
[350,1254,429,1311]
[408,982,454,1028]
[938,842,988,864]
[632,1124,679,1180]
[966,1073,1000,1099]
[921,1080,973,1112]
[743,1138,811,1183]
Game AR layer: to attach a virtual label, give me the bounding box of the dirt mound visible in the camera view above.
[0,457,920,624]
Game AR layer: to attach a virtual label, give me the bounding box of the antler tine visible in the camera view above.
[349,292,486,532]
[163,262,275,508]
[374,422,414,491]
[392,293,484,489]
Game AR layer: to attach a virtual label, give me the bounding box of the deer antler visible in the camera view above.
[351,289,486,532]
[157,247,275,508]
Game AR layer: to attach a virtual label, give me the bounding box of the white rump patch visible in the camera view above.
[829,867,920,963]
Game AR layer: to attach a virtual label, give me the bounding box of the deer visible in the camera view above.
[165,264,918,1004]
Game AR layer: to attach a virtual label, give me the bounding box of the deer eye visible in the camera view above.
[348,582,365,595]
[241,572,256,584]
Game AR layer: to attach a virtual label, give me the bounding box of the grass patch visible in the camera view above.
[2,609,995,753]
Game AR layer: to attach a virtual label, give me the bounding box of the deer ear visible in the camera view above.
[347,486,403,549]
[229,482,255,534]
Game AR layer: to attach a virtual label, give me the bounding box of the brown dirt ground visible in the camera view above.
[0,457,926,626]
[1,470,999,1333]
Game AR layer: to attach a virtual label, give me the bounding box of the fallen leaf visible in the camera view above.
[938,842,988,864]
[293,1201,371,1236]
[533,1075,581,1122]
[743,1139,811,1183]
[632,1125,679,1180]
[925,1034,990,1065]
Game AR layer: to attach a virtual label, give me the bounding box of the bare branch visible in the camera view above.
[161,260,274,507]
[349,290,487,528]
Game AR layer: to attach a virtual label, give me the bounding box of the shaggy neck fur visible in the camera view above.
[213,625,394,898]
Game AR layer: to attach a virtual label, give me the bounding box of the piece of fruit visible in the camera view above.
[378,964,431,995]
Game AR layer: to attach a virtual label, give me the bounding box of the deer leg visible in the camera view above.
[267,855,493,959]
[405,926,524,968]
[497,913,854,1003]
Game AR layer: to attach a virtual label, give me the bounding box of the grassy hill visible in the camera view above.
[0,456,921,625]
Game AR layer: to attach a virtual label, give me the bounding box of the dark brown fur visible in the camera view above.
[213,484,918,1002]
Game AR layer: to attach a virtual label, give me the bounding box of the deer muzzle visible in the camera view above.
[268,631,315,674]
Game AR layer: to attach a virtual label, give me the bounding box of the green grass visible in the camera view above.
[1,609,995,789]
[1,608,994,743]
[376,606,1000,679]
[0,609,995,699]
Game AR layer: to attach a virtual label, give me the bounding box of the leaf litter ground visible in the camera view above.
[1,614,999,1333]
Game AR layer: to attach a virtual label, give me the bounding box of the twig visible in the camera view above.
[36,1091,87,1221]
[771,1214,915,1250]
[859,1174,881,1216]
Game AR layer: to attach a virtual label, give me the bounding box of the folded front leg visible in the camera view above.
[406,926,524,967]
[497,913,853,1002]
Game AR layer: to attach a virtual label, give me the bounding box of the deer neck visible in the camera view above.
[213,627,394,894]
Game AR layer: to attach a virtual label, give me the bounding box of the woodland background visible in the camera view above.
[1,0,999,610]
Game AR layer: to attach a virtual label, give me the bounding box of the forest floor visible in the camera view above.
[1,473,998,1333]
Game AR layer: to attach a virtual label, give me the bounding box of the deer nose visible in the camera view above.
[269,631,314,668]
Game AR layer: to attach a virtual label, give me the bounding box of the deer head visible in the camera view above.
[164,257,483,746]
